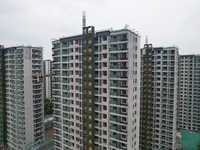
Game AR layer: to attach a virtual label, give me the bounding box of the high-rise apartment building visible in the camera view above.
[178,55,200,131]
[43,59,52,100]
[52,26,140,150]
[140,44,178,150]
[2,46,44,150]
[0,45,6,149]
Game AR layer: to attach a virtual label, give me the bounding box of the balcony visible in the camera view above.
[110,126,117,131]
[110,74,118,78]
[110,65,118,69]
[53,92,61,96]
[63,128,69,133]
[110,134,117,139]
[53,59,61,63]
[110,38,118,43]
[54,86,61,90]
[62,59,68,62]
[62,80,68,83]
[63,94,69,98]
[63,107,70,112]
[63,121,70,126]
[110,83,117,87]
[109,109,117,113]
[63,101,70,105]
[162,68,168,71]
[63,114,70,119]
[62,51,68,55]
[110,91,117,96]
[110,56,117,60]
[109,47,118,51]
[62,44,68,49]
[109,117,117,122]
[110,100,117,105]
[53,111,61,116]
[63,134,69,139]
[110,142,117,148]
[53,73,61,76]
[110,65,128,70]
[62,87,69,91]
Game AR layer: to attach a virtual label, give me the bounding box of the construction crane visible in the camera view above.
[34,72,51,83]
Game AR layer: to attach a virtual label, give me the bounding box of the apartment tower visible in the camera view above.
[52,26,140,150]
[43,59,52,100]
[178,55,200,131]
[3,46,44,150]
[0,45,6,149]
[140,44,178,150]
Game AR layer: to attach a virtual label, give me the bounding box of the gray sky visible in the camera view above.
[0,0,200,59]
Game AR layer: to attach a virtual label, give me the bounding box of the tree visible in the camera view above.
[44,98,53,115]
[197,140,200,150]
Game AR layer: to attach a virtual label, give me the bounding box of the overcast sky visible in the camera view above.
[0,0,200,59]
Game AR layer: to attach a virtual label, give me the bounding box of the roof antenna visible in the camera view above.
[145,36,148,44]
[82,11,86,27]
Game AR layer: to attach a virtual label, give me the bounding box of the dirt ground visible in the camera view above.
[45,128,53,139]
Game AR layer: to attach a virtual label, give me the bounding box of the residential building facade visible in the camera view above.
[52,26,140,150]
[178,55,200,131]
[0,45,6,149]
[140,44,178,150]
[43,59,52,100]
[3,46,44,150]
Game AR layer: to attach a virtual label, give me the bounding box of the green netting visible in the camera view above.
[181,130,200,150]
